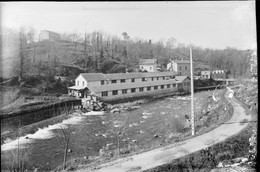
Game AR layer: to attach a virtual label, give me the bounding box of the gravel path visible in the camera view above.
[77,88,251,172]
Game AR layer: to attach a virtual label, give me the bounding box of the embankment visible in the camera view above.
[0,98,81,119]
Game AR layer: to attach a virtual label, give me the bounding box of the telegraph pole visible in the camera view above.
[190,48,195,136]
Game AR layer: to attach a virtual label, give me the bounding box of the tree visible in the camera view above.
[2,116,31,171]
[26,27,36,44]
[122,32,130,41]
[56,126,71,170]
[18,28,27,83]
[111,112,129,157]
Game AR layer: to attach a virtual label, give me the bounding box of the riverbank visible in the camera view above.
[75,86,251,172]
[1,89,232,171]
[0,97,81,118]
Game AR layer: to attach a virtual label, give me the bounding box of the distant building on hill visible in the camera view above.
[167,59,193,76]
[139,59,158,72]
[39,30,61,41]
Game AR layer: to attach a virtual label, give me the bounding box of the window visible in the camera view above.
[179,66,182,70]
[139,87,144,92]
[77,81,79,86]
[102,91,108,97]
[154,86,158,90]
[131,78,135,82]
[120,79,126,83]
[112,90,118,95]
[157,77,159,80]
[150,67,152,70]
[147,86,151,91]
[101,80,104,85]
[142,78,146,81]
[167,84,170,88]
[82,81,84,86]
[151,77,154,81]
[141,66,144,69]
[122,89,127,94]
[131,88,136,93]
[111,80,117,84]
[161,85,164,89]
[173,84,176,87]
[185,66,187,70]
[163,77,165,80]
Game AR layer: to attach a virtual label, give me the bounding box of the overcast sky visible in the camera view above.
[1,1,256,50]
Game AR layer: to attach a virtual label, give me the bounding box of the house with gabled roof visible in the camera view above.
[167,59,193,76]
[67,71,190,103]
[139,59,158,72]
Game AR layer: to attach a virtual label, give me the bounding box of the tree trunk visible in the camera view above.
[117,137,120,157]
[84,33,87,54]
[63,142,69,170]
[19,32,24,82]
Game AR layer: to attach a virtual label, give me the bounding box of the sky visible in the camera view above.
[1,1,257,50]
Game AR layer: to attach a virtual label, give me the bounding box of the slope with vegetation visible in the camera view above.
[1,26,255,81]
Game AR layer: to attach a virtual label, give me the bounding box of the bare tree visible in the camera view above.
[3,117,31,172]
[56,125,72,170]
[18,29,26,83]
[112,113,129,157]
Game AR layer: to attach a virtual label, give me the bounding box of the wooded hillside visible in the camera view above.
[0,27,256,80]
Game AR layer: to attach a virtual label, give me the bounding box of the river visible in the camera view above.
[1,90,221,171]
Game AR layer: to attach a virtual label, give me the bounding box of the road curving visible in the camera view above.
[77,87,251,172]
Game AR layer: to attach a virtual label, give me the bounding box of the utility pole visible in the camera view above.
[190,48,195,136]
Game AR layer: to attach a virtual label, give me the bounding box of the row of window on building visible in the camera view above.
[77,76,176,87]
[102,76,173,85]
[180,66,188,70]
[101,83,181,97]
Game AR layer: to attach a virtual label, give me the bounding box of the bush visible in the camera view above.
[2,147,31,171]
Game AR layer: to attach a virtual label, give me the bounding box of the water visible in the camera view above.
[1,92,208,171]
[1,103,80,136]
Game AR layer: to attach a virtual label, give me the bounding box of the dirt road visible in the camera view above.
[78,88,251,172]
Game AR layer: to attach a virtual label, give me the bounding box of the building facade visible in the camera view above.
[167,60,193,76]
[139,59,158,72]
[211,70,226,79]
[68,72,190,102]
[201,71,211,79]
[39,30,61,41]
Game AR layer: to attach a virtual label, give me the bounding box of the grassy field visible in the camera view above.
[1,89,232,171]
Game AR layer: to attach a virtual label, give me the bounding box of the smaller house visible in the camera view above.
[67,73,107,98]
[139,59,158,72]
[175,76,191,92]
[39,30,61,41]
[167,60,193,76]
[201,71,211,79]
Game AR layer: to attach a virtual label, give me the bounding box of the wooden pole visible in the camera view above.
[190,48,195,136]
